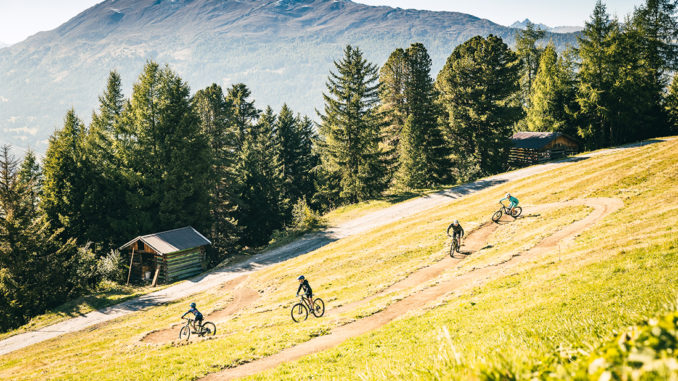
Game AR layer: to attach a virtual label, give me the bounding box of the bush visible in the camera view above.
[97,250,125,283]
[291,197,325,232]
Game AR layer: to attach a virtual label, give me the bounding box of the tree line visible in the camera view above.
[1,0,676,332]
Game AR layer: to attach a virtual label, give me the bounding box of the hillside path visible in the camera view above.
[202,197,623,380]
[0,142,646,356]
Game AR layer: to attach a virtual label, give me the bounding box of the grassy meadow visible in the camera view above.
[0,138,676,380]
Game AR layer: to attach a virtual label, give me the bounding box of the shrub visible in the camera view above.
[291,197,325,232]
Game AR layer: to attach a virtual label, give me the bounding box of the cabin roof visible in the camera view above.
[119,226,211,255]
[511,131,578,150]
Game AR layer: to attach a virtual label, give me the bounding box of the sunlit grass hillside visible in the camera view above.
[0,138,676,380]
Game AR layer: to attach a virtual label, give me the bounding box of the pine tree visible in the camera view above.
[317,45,388,204]
[120,61,210,234]
[275,104,317,218]
[0,145,81,331]
[237,106,285,246]
[576,1,619,148]
[526,42,578,134]
[666,73,678,133]
[396,43,450,188]
[41,109,89,240]
[515,22,546,109]
[83,71,129,249]
[378,48,408,176]
[436,35,522,180]
[226,83,260,145]
[193,84,242,261]
[17,150,42,213]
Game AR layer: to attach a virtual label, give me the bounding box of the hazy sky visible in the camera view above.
[0,0,646,45]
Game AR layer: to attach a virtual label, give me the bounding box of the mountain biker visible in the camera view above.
[446,220,465,245]
[296,275,313,306]
[500,193,520,215]
[182,302,203,330]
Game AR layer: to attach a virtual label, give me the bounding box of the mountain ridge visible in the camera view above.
[509,18,583,33]
[0,0,578,151]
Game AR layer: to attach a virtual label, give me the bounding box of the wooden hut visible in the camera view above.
[119,226,211,286]
[509,132,579,166]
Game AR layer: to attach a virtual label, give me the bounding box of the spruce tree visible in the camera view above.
[515,22,546,109]
[576,1,619,148]
[193,84,242,261]
[41,109,89,241]
[436,35,522,180]
[237,106,284,246]
[378,48,408,175]
[120,61,210,234]
[226,83,260,145]
[84,71,129,249]
[666,73,678,133]
[17,150,42,213]
[396,43,450,188]
[275,104,317,217]
[318,45,388,203]
[526,42,578,134]
[0,145,81,330]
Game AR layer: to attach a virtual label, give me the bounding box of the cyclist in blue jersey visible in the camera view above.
[182,302,203,330]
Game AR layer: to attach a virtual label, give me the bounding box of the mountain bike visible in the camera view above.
[179,317,216,340]
[492,203,522,223]
[448,234,461,257]
[290,295,325,322]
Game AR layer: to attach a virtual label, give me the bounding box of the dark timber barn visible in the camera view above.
[120,226,211,286]
[509,132,580,166]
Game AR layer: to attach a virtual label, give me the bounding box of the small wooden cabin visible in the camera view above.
[509,132,579,166]
[119,226,211,286]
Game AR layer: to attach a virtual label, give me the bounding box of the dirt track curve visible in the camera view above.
[202,197,623,380]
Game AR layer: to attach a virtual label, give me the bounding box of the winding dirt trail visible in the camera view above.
[202,197,622,380]
[141,281,260,344]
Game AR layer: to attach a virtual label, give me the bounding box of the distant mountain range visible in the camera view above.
[510,19,583,34]
[0,0,578,152]
[0,42,8,49]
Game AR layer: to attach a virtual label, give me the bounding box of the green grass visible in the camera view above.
[0,138,676,380]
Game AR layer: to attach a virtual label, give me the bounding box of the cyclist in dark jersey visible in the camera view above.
[446,220,465,243]
[182,302,203,329]
[296,275,313,306]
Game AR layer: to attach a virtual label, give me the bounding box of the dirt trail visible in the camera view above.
[202,197,622,380]
[142,281,260,344]
[330,222,499,316]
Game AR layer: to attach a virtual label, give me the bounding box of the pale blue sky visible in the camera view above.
[0,0,646,45]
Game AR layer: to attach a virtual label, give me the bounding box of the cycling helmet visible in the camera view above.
[453,220,459,225]
[190,302,196,308]
[506,193,511,198]
[297,275,305,280]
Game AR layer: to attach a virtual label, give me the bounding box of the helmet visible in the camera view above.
[190,302,196,308]
[506,193,511,198]
[453,220,459,225]
[297,275,305,280]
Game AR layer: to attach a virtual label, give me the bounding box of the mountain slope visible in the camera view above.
[0,137,675,379]
[0,0,577,151]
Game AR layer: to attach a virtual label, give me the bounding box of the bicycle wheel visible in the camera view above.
[179,325,190,340]
[511,206,522,218]
[200,322,216,337]
[492,210,503,223]
[311,298,325,317]
[291,303,308,322]
[449,238,459,258]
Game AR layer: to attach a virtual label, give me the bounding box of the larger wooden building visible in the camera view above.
[509,131,580,166]
[120,226,211,286]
